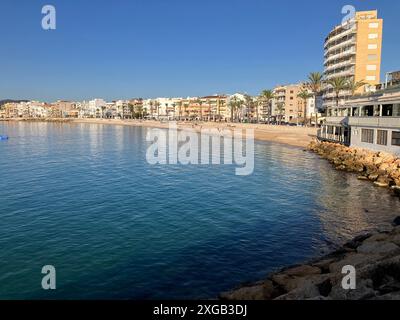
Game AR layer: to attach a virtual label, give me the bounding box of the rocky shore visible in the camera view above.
[220,218,400,300]
[221,142,400,300]
[307,140,400,196]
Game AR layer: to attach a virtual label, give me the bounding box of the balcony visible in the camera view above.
[325,68,355,80]
[325,37,356,56]
[325,47,356,64]
[325,116,349,125]
[324,25,357,48]
[324,59,356,73]
[323,90,352,99]
[348,117,400,128]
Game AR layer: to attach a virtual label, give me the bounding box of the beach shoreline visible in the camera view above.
[0,118,318,148]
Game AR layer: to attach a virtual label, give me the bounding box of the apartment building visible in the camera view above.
[200,95,229,121]
[272,84,313,123]
[323,10,383,109]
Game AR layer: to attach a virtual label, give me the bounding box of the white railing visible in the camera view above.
[324,59,356,73]
[323,90,352,99]
[325,47,356,64]
[324,25,357,48]
[325,38,356,56]
[325,68,355,80]
[348,117,400,128]
[325,116,349,124]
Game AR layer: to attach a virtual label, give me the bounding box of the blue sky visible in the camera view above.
[0,0,398,101]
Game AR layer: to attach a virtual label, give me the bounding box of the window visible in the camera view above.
[369,23,379,29]
[377,130,388,145]
[392,132,400,146]
[368,44,378,50]
[368,54,378,61]
[367,65,377,71]
[382,104,393,116]
[366,75,376,81]
[394,104,400,117]
[368,33,379,39]
[361,129,374,144]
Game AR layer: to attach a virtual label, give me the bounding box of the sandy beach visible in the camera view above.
[70,119,317,148]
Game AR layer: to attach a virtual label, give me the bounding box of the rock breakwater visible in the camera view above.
[308,140,400,195]
[221,218,400,300]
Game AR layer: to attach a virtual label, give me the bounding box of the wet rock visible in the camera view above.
[308,141,399,193]
[376,223,394,233]
[274,274,331,300]
[329,253,381,273]
[284,265,321,277]
[220,280,274,300]
[275,283,320,300]
[343,232,372,250]
[330,279,376,300]
[364,233,389,243]
[357,241,400,255]
[312,258,337,273]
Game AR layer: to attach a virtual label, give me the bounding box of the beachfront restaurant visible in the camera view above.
[318,85,400,155]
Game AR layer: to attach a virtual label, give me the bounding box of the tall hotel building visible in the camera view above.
[323,10,383,109]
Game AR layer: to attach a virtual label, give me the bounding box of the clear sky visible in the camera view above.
[0,0,398,102]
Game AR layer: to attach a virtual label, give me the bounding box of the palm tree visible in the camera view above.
[155,101,161,120]
[244,94,254,123]
[297,88,313,126]
[198,100,203,121]
[101,106,107,119]
[306,72,323,127]
[346,79,366,96]
[218,100,225,121]
[237,99,244,122]
[172,103,176,120]
[256,96,264,123]
[128,103,135,119]
[137,104,144,119]
[326,77,348,109]
[229,97,238,122]
[205,99,211,121]
[149,100,154,119]
[276,102,285,125]
[184,102,189,120]
[176,101,182,121]
[259,90,275,123]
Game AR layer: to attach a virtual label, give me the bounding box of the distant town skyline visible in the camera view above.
[1,0,399,101]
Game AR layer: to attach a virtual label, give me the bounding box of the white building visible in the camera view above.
[143,98,183,119]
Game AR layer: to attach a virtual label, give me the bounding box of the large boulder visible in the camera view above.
[357,241,400,255]
[219,280,275,300]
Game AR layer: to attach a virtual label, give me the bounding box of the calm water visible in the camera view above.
[0,122,399,299]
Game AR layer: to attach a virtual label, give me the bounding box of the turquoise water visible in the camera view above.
[0,121,399,299]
